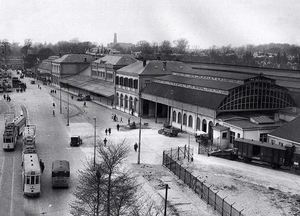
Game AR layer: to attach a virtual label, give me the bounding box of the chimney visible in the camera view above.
[163,61,167,71]
[143,59,146,67]
[114,33,117,44]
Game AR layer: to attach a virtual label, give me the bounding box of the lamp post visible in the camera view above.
[137,91,142,164]
[67,83,69,126]
[164,184,170,216]
[59,83,62,114]
[93,118,97,167]
[96,170,100,216]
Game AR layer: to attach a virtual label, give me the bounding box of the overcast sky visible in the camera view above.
[0,0,299,48]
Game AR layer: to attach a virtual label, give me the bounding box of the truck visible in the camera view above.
[22,125,36,153]
[158,125,181,137]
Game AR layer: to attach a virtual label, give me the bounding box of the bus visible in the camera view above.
[22,153,41,196]
[51,160,70,188]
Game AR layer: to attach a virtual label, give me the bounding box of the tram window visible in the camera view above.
[26,176,30,184]
[31,176,34,184]
[36,176,39,184]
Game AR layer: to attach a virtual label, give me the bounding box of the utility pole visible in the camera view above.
[137,92,142,164]
[164,184,169,216]
[94,118,96,167]
[59,83,62,114]
[67,84,69,126]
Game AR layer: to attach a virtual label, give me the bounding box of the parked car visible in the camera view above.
[70,135,82,147]
[30,80,35,84]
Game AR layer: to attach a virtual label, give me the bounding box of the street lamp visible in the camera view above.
[137,92,142,164]
[67,83,70,126]
[93,118,97,167]
[164,184,170,216]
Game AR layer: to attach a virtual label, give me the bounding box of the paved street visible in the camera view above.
[0,70,218,216]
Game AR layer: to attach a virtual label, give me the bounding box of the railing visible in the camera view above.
[163,149,244,216]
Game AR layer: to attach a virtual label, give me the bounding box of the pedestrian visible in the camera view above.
[108,128,111,135]
[103,138,107,146]
[40,159,45,173]
[105,129,107,135]
[111,113,114,119]
[84,101,86,106]
[120,117,123,123]
[53,110,55,116]
[38,84,39,88]
[71,95,73,100]
[54,90,56,94]
[128,118,131,125]
[116,124,120,131]
[134,143,138,152]
[3,94,6,100]
[53,102,55,107]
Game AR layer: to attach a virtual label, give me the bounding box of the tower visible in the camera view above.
[114,33,117,44]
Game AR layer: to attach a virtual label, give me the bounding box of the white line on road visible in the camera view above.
[10,157,15,216]
[0,157,5,194]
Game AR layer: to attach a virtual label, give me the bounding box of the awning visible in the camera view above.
[60,75,114,97]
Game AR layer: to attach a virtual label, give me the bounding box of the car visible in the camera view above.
[30,80,35,84]
[70,136,82,147]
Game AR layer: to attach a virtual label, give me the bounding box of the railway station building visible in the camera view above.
[139,63,299,148]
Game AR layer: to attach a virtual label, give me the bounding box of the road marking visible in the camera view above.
[0,157,5,194]
[10,157,15,216]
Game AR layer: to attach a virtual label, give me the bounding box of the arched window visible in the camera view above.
[172,110,176,122]
[120,77,124,86]
[202,119,207,132]
[196,117,201,130]
[188,115,193,127]
[183,114,187,126]
[115,76,119,85]
[120,94,123,107]
[116,93,119,106]
[125,95,128,109]
[178,112,182,123]
[129,96,133,110]
[134,98,138,111]
[208,121,214,138]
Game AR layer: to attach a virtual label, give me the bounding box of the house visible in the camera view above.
[51,54,95,86]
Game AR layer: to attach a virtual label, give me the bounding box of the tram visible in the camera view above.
[22,153,41,196]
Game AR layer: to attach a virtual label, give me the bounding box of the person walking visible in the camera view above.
[103,138,107,146]
[116,124,120,131]
[120,117,123,123]
[134,143,138,152]
[40,159,45,173]
[105,129,108,135]
[53,110,55,117]
[128,118,131,125]
[108,128,111,135]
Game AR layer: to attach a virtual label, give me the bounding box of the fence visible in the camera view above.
[163,150,244,216]
[164,145,194,162]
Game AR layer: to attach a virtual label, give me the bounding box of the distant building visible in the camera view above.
[51,54,95,85]
[107,33,134,51]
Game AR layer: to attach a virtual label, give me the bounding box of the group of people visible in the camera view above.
[3,94,11,102]
[50,89,57,94]
[105,128,111,135]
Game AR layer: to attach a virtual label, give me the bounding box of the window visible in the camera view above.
[202,119,207,132]
[222,132,227,139]
[36,176,39,184]
[237,133,240,138]
[279,142,283,146]
[259,133,268,142]
[188,115,193,127]
[183,114,187,126]
[26,176,30,184]
[172,111,176,122]
[31,176,35,185]
[271,140,275,144]
[196,117,201,130]
[178,112,182,123]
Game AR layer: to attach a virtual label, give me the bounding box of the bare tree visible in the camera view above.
[173,38,189,54]
[70,140,141,216]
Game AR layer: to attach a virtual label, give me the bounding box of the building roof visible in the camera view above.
[53,54,95,63]
[179,67,256,81]
[269,116,300,144]
[142,82,227,110]
[93,55,137,66]
[234,138,286,150]
[223,118,283,130]
[60,75,114,97]
[155,75,241,91]
[117,60,192,76]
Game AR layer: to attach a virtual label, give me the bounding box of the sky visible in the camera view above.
[0,0,300,49]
